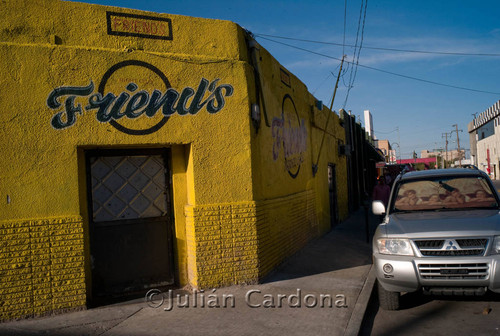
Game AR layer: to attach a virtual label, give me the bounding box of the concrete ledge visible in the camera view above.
[344,266,376,336]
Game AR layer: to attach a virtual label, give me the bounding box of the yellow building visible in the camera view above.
[0,0,348,320]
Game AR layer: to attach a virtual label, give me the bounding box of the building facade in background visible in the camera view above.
[364,110,374,138]
[469,100,500,179]
[375,139,396,163]
[421,149,465,167]
[342,110,384,213]
[0,0,363,320]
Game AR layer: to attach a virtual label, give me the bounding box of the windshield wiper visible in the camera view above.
[392,209,419,214]
[460,206,499,210]
[393,207,457,213]
[426,207,457,212]
[428,206,499,212]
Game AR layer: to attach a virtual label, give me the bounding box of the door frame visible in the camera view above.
[328,163,339,227]
[84,147,176,303]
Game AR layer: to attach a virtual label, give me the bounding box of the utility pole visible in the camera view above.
[442,132,449,168]
[433,148,444,169]
[392,142,401,164]
[313,55,345,176]
[396,127,401,162]
[451,124,463,167]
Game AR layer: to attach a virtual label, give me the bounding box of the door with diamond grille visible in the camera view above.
[86,149,174,299]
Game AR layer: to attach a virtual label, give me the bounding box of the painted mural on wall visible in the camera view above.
[272,94,307,178]
[47,60,234,135]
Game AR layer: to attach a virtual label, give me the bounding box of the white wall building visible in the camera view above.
[364,110,374,139]
[469,100,500,179]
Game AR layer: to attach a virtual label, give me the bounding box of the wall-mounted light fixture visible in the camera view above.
[315,100,323,111]
[251,103,261,133]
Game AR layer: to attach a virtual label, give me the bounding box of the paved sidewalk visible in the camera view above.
[0,207,379,336]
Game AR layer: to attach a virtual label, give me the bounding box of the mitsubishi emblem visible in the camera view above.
[445,240,458,250]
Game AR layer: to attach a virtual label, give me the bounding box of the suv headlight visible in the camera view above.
[492,236,500,255]
[377,238,414,256]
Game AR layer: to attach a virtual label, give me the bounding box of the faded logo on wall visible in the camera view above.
[46,60,234,135]
[272,94,307,178]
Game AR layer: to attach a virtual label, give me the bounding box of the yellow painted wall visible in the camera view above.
[247,44,348,275]
[0,0,253,320]
[0,0,348,320]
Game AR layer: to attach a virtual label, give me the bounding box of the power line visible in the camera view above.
[256,36,500,95]
[342,0,347,56]
[312,72,333,95]
[343,0,368,109]
[253,33,500,57]
[374,128,398,134]
[343,0,363,101]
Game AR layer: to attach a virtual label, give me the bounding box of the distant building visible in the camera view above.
[421,149,464,162]
[452,159,471,167]
[469,100,500,179]
[364,110,374,139]
[375,139,396,163]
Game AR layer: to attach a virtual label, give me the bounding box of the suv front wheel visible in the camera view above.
[377,281,400,310]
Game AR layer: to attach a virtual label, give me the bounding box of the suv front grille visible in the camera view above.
[414,238,488,257]
[415,240,444,249]
[418,263,489,280]
[456,239,488,247]
[421,249,485,256]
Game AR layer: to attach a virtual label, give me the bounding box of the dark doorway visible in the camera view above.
[85,148,174,304]
[328,163,339,227]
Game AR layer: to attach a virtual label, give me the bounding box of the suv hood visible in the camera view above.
[385,210,500,238]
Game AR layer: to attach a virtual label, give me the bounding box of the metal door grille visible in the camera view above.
[86,149,174,300]
[90,155,168,222]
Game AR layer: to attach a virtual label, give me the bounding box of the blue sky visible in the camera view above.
[72,0,500,159]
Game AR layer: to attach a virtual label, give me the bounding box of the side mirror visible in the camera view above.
[372,200,386,215]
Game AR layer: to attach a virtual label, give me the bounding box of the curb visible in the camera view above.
[344,265,376,336]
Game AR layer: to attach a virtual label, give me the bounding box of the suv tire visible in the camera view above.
[377,280,400,310]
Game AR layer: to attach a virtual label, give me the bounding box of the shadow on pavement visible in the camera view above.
[261,207,379,284]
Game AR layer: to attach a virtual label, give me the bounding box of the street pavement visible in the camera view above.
[361,289,500,336]
[0,207,379,336]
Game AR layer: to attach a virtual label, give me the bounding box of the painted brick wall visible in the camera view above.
[185,190,316,288]
[256,189,317,277]
[0,217,86,321]
[185,202,259,288]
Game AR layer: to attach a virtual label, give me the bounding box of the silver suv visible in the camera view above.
[372,168,500,310]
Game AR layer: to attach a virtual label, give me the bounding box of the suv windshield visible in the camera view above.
[391,175,498,212]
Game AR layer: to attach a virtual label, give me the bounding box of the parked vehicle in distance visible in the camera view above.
[461,164,479,170]
[372,168,500,310]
